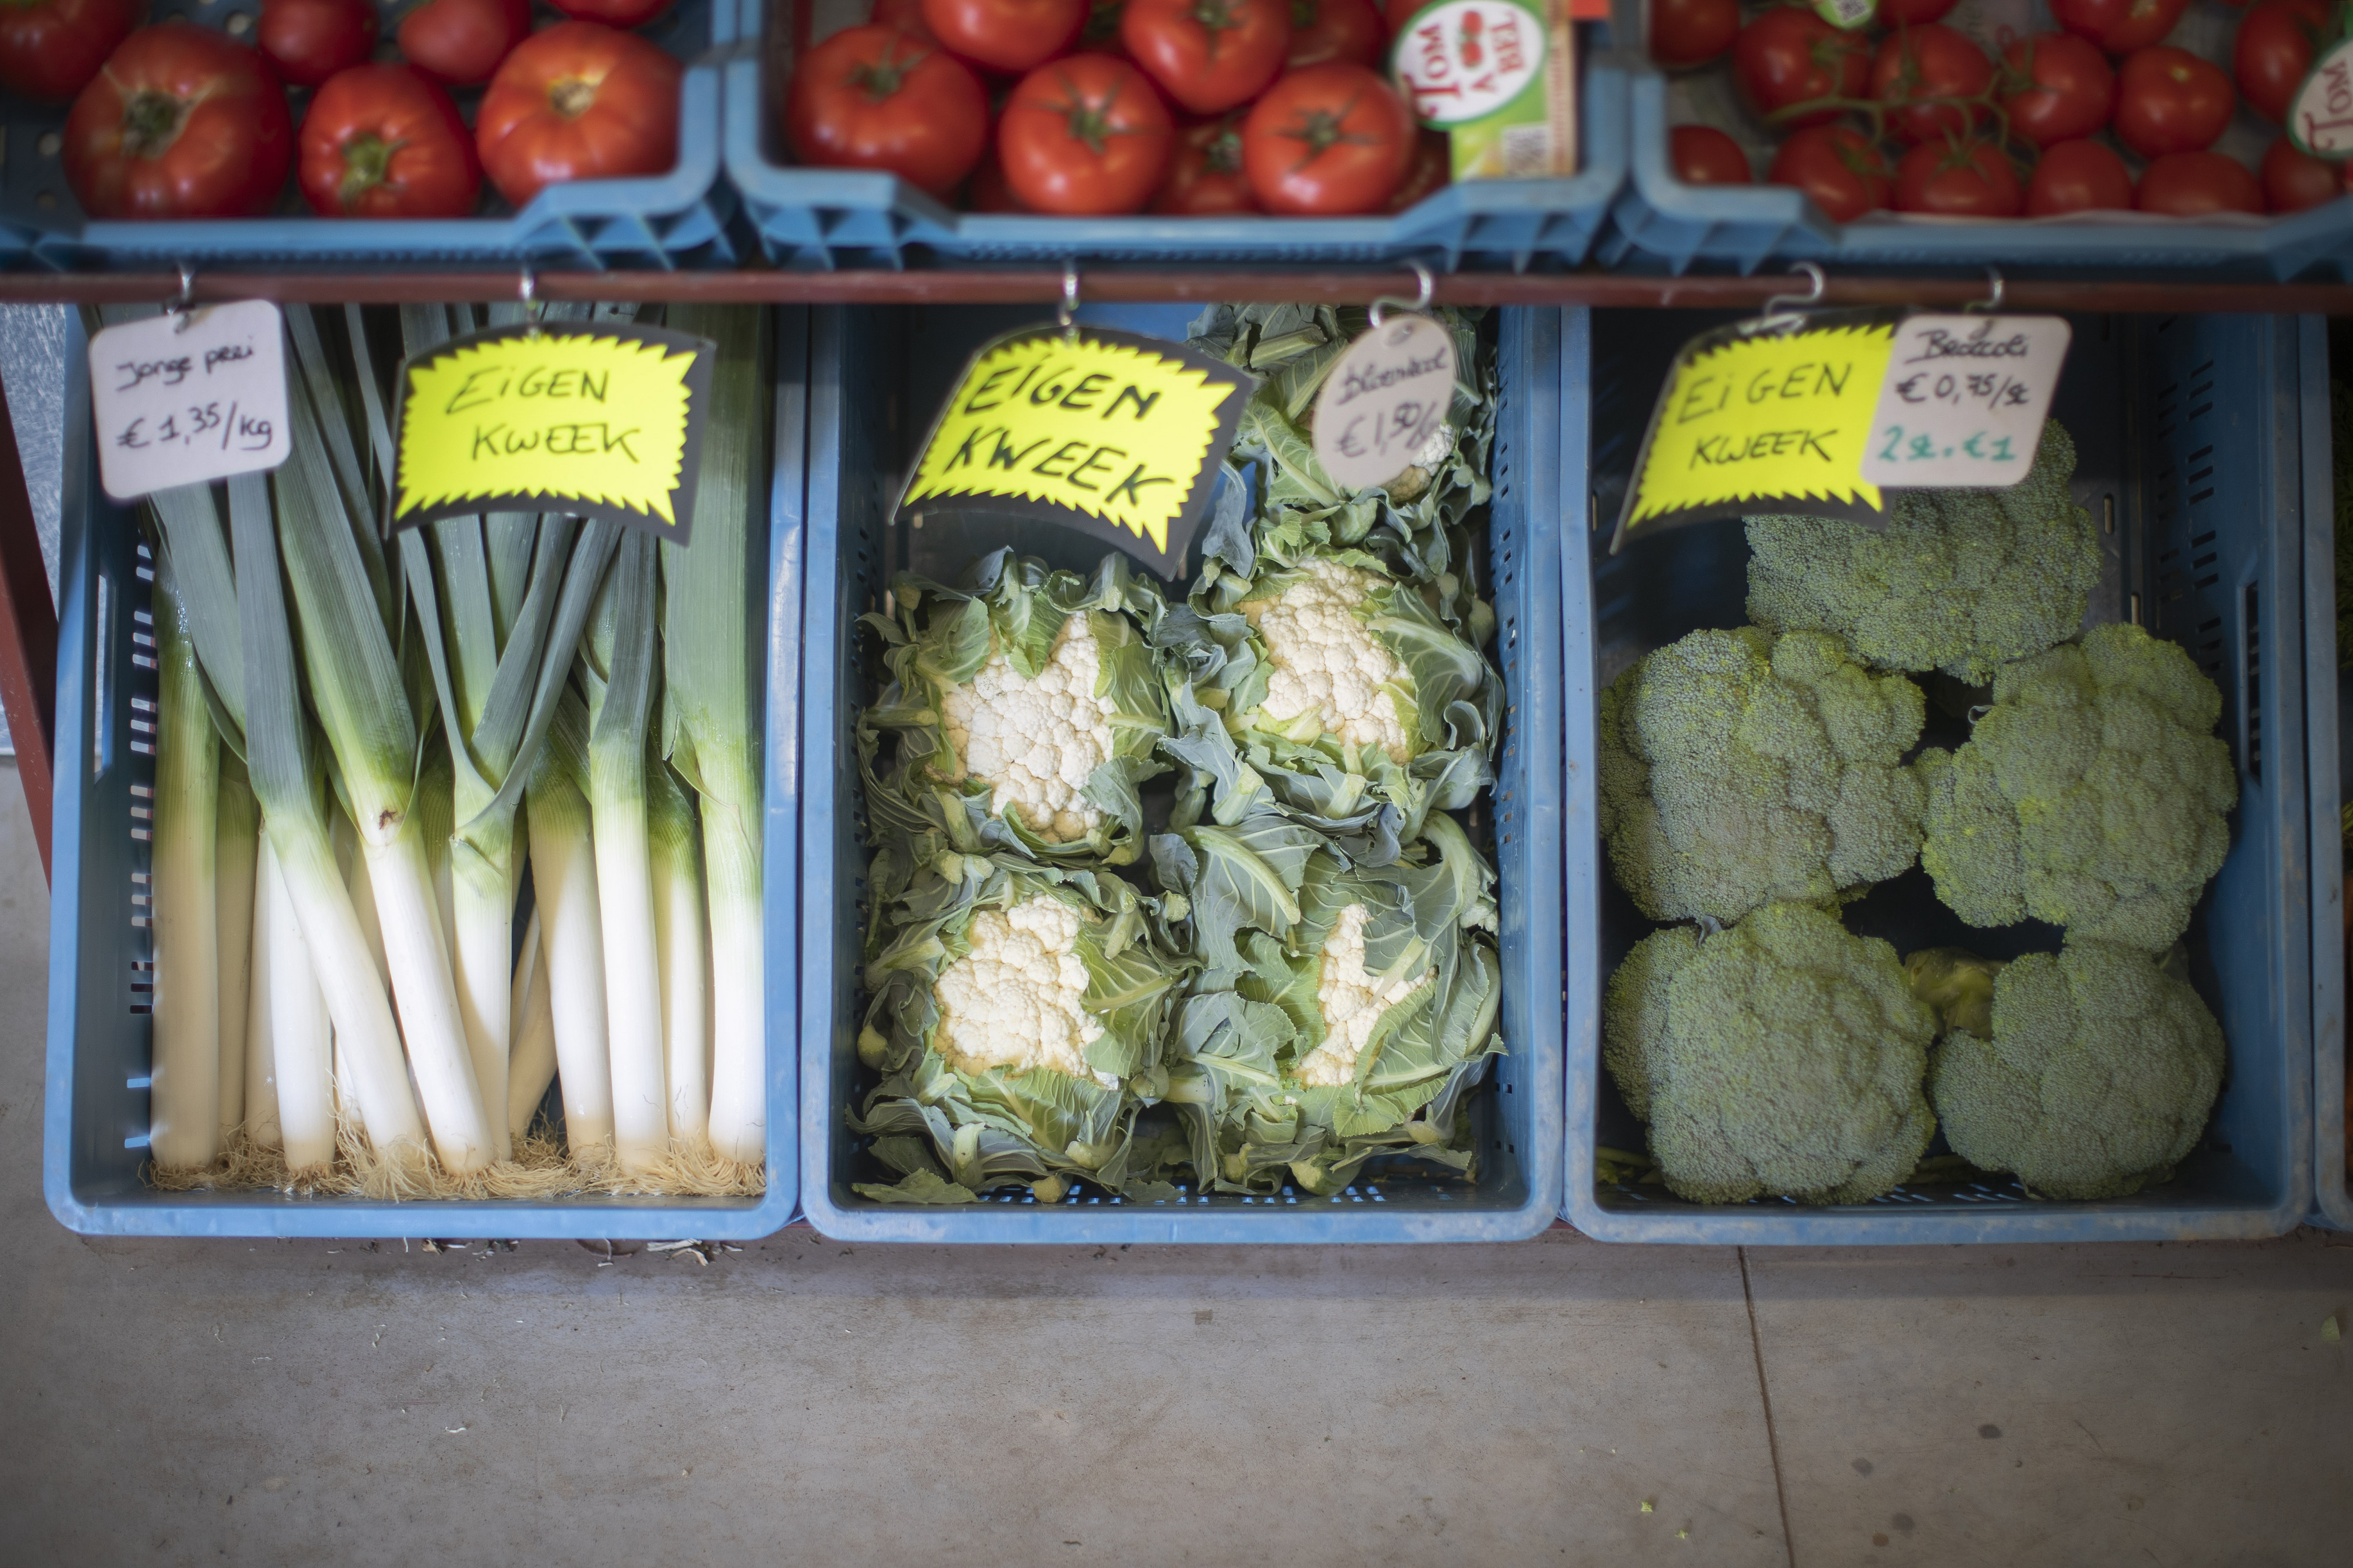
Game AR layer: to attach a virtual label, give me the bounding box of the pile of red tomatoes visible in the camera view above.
[783,0,1454,216]
[0,0,686,221]
[1651,0,2347,219]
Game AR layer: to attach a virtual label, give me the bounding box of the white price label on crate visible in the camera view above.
[88,300,292,502]
[1858,313,2070,490]
[1311,312,1457,493]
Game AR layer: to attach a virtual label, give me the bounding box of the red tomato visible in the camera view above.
[1877,0,1958,22]
[1122,0,1289,115]
[398,0,531,88]
[1241,59,1411,214]
[2114,45,2234,157]
[2025,137,2134,212]
[258,0,375,88]
[1767,122,1891,221]
[1153,116,1256,212]
[549,0,675,25]
[785,25,988,196]
[1870,24,1993,144]
[924,0,1086,74]
[1892,136,2022,215]
[475,21,681,208]
[1999,32,2115,148]
[0,0,141,102]
[2261,134,2341,210]
[298,63,479,217]
[1733,8,1871,130]
[1671,123,1752,184]
[1649,0,1739,72]
[1385,125,1448,211]
[2235,0,2333,124]
[1287,0,1381,69]
[63,23,292,218]
[2137,149,2262,212]
[2051,0,2189,55]
[998,53,1172,213]
[1384,0,1424,32]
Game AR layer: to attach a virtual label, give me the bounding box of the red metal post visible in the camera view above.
[0,376,56,880]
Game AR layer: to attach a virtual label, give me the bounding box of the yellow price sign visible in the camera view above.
[1610,311,1900,553]
[898,326,1254,578]
[391,322,714,541]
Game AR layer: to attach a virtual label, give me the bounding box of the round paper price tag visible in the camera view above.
[1312,313,1457,493]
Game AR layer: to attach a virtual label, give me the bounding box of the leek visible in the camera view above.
[506,908,558,1142]
[148,552,221,1170]
[662,303,768,1164]
[648,754,709,1143]
[259,833,335,1171]
[243,837,282,1152]
[527,689,615,1153]
[581,532,667,1172]
[215,754,258,1141]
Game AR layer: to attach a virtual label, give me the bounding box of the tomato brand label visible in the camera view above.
[1312,313,1458,492]
[1393,0,1546,126]
[1611,310,1899,552]
[2289,35,2353,159]
[89,301,292,502]
[1809,0,1875,28]
[1858,314,2070,489]
[389,322,713,542]
[897,326,1254,579]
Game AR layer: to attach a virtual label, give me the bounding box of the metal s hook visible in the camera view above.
[1964,266,2006,313]
[518,265,542,336]
[1759,261,1827,328]
[1368,260,1437,328]
[1057,261,1081,337]
[166,262,198,333]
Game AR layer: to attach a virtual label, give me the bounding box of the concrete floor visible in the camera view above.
[0,778,2348,1567]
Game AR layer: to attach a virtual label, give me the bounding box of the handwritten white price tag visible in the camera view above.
[1312,312,1457,493]
[88,301,292,503]
[1859,314,2070,489]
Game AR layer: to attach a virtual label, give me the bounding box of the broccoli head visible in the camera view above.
[1599,626,1928,925]
[1603,903,1938,1205]
[1918,622,2237,952]
[1925,942,2224,1199]
[1746,421,2101,686]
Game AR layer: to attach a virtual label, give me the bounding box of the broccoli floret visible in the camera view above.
[1604,903,1937,1205]
[1599,626,1927,925]
[1746,421,2102,685]
[1918,622,2237,952]
[1925,942,2224,1199]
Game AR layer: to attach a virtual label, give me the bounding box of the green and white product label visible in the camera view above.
[1810,0,1875,28]
[2288,33,2353,159]
[1393,0,1576,178]
[1858,315,2070,490]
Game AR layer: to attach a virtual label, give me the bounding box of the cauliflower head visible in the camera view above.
[932,896,1116,1087]
[1918,622,2237,951]
[936,613,1119,845]
[1294,901,1438,1087]
[1746,421,2101,685]
[1238,558,1416,764]
[1603,903,1937,1205]
[1926,942,2224,1199]
[1599,626,1928,925]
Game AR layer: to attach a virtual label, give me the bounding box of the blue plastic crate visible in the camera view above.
[2308,335,2348,1232]
[1603,0,2353,279]
[796,302,1565,1242]
[41,307,808,1237]
[0,0,736,272]
[724,0,1625,270]
[1562,308,2320,1243]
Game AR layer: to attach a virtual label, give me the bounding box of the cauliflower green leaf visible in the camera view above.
[1598,626,1928,925]
[859,549,1171,868]
[1746,421,2102,685]
[1925,942,2224,1199]
[1918,622,2237,951]
[1604,903,1937,1205]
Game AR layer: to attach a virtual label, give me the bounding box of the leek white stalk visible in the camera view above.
[506,909,558,1142]
[226,470,428,1166]
[215,758,257,1139]
[261,834,335,1172]
[662,303,769,1165]
[526,691,615,1154]
[149,557,222,1170]
[582,532,667,1172]
[272,353,491,1173]
[648,757,709,1143]
[243,837,282,1152]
